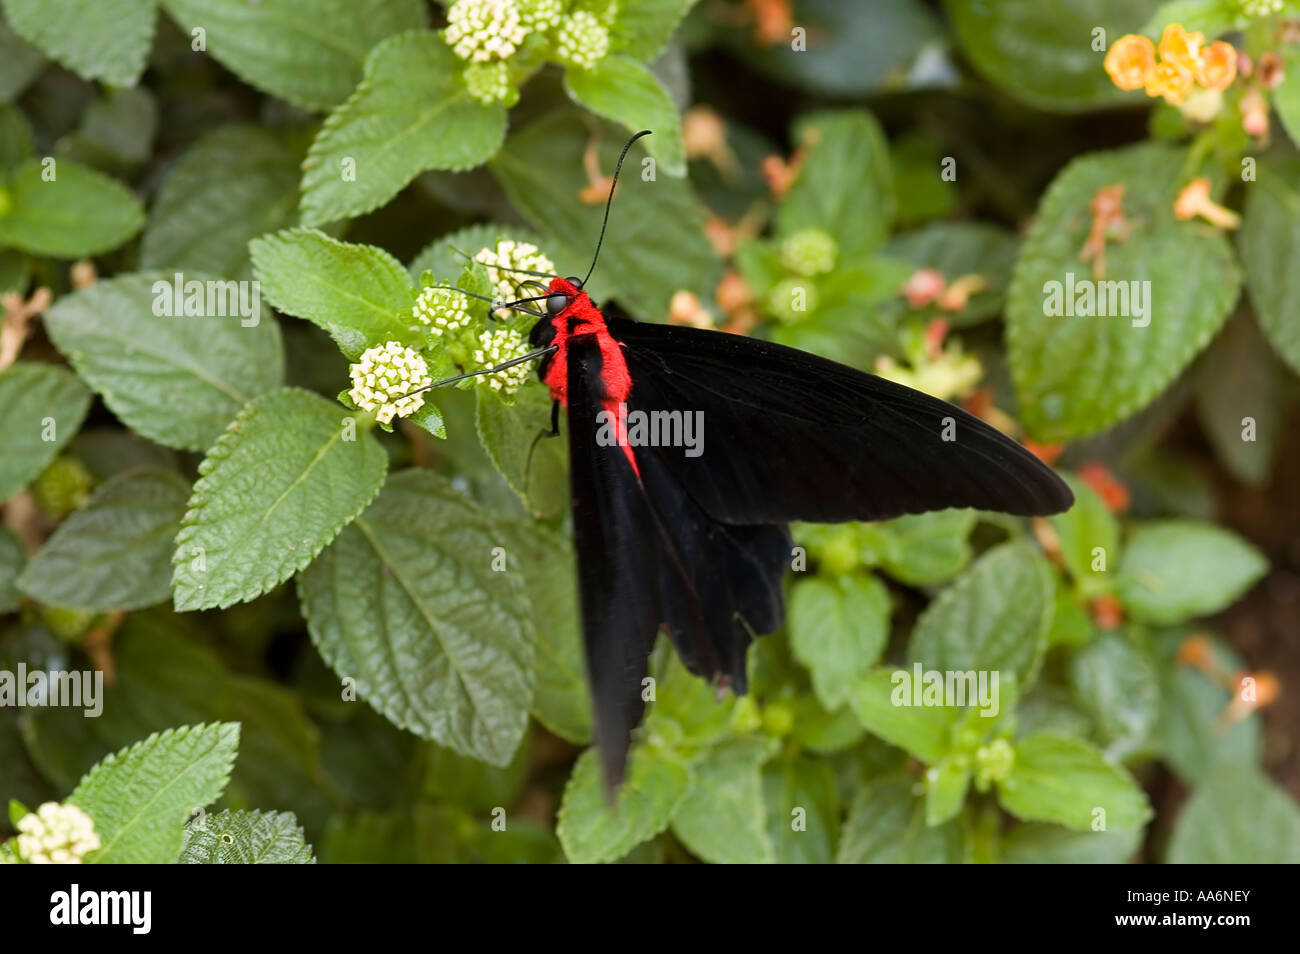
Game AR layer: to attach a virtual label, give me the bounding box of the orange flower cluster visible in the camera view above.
[1105,25,1237,105]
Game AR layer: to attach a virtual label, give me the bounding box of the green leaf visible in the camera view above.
[876,509,977,585]
[1001,823,1141,864]
[1239,159,1300,376]
[179,809,315,864]
[2,0,154,86]
[557,746,691,864]
[0,526,23,612]
[1272,45,1300,150]
[298,469,533,765]
[837,776,965,863]
[491,109,721,320]
[60,87,157,172]
[172,387,387,610]
[0,11,43,102]
[501,522,590,744]
[1007,144,1240,441]
[69,722,240,864]
[848,668,963,764]
[671,735,777,864]
[250,227,416,361]
[17,469,189,611]
[788,573,889,710]
[300,31,505,225]
[475,384,568,518]
[0,103,33,173]
[44,272,285,451]
[776,110,893,258]
[763,754,840,863]
[645,651,735,753]
[944,0,1164,111]
[564,55,685,177]
[141,125,301,281]
[0,248,27,295]
[1116,521,1266,625]
[1167,769,1300,863]
[1049,475,1119,595]
[0,157,144,257]
[882,223,1020,327]
[611,0,697,61]
[924,756,971,827]
[908,541,1053,686]
[160,0,428,111]
[997,733,1151,831]
[1068,632,1160,761]
[0,362,91,502]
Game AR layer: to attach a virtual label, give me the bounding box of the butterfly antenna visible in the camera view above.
[426,284,546,319]
[397,345,558,400]
[582,129,652,287]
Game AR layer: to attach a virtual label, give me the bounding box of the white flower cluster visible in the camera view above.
[464,60,517,105]
[472,328,532,393]
[1240,0,1283,16]
[15,802,101,864]
[348,342,432,424]
[445,0,529,62]
[413,285,472,336]
[518,0,564,31]
[555,10,611,70]
[475,239,556,316]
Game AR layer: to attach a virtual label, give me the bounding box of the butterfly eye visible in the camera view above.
[547,293,569,315]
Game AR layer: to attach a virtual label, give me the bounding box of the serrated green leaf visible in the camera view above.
[671,735,777,864]
[179,809,315,864]
[0,11,43,102]
[788,573,889,710]
[0,362,91,502]
[172,387,387,610]
[557,746,691,864]
[298,469,533,766]
[837,776,965,863]
[501,522,590,744]
[69,722,240,864]
[944,0,1164,111]
[44,272,285,451]
[0,526,23,612]
[1001,822,1141,863]
[0,157,144,257]
[564,55,685,177]
[160,0,428,111]
[2,0,154,86]
[1239,160,1300,376]
[876,509,977,585]
[250,227,416,361]
[300,31,505,225]
[475,384,567,518]
[1007,144,1241,441]
[491,109,720,320]
[17,469,189,611]
[848,668,964,763]
[1049,475,1119,595]
[1116,521,1266,625]
[141,125,301,281]
[776,110,893,258]
[762,754,839,863]
[611,0,697,61]
[997,733,1151,831]
[1167,769,1300,863]
[908,541,1053,686]
[1068,632,1160,761]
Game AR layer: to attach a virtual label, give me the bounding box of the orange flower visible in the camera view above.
[1145,61,1194,105]
[1077,461,1130,513]
[1195,40,1237,90]
[1158,24,1204,72]
[1174,177,1241,229]
[1104,34,1156,90]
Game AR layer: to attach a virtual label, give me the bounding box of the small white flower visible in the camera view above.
[474,239,556,317]
[413,285,472,336]
[445,0,529,62]
[1240,0,1283,16]
[14,802,101,864]
[517,0,564,31]
[555,10,610,70]
[464,60,519,106]
[348,342,432,424]
[472,328,532,393]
